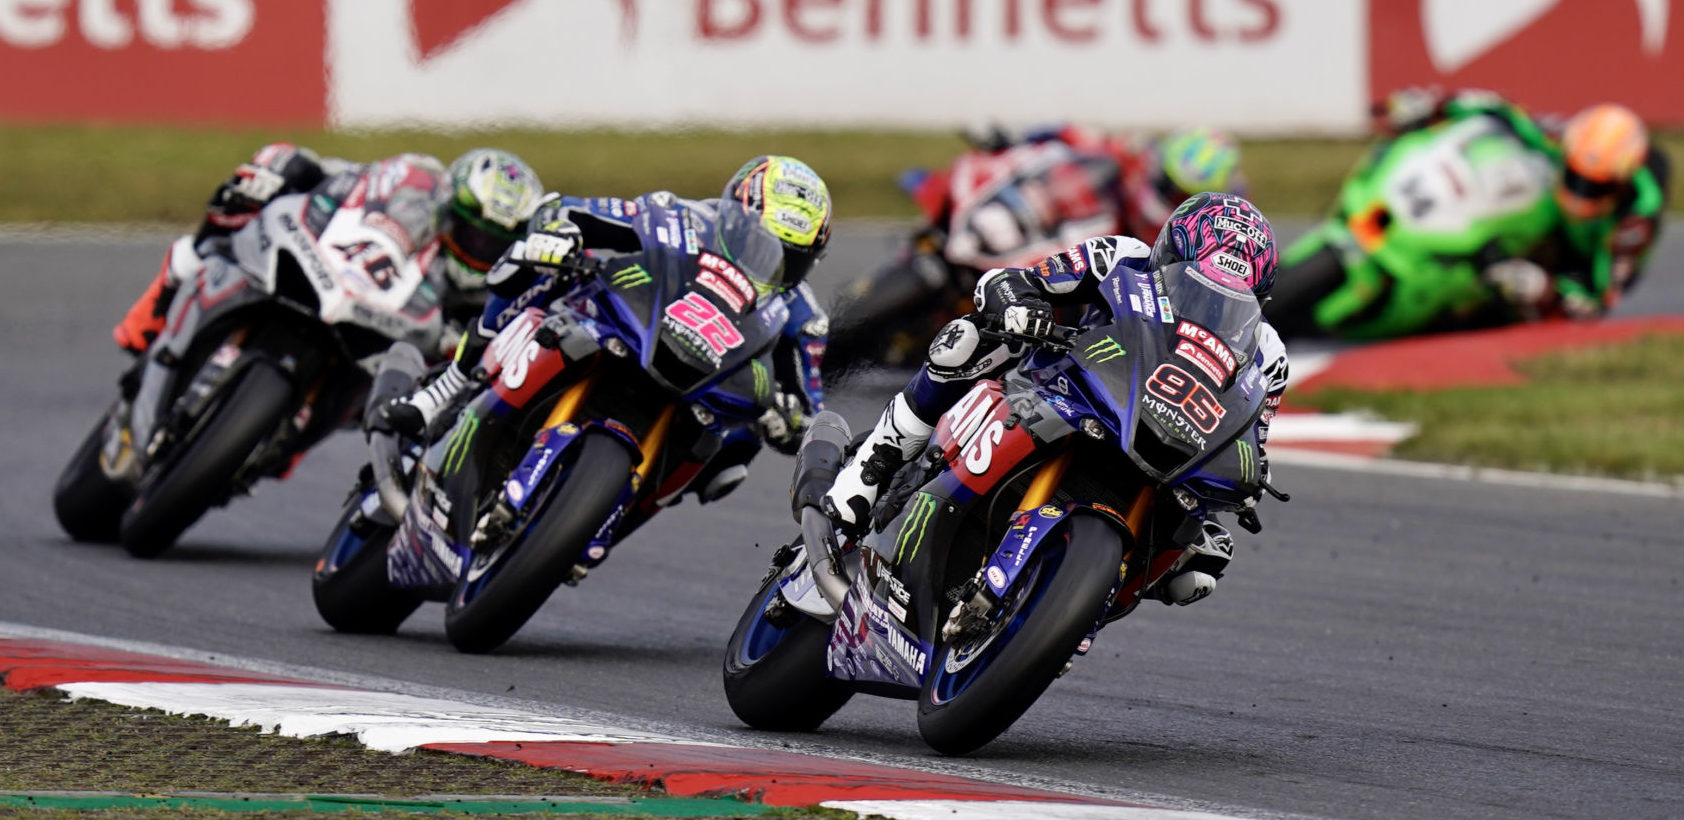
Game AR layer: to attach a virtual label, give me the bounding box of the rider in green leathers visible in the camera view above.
[1275,88,1670,339]
[1379,88,1670,321]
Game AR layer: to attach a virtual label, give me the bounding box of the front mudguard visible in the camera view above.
[978,504,1135,609]
[502,420,642,567]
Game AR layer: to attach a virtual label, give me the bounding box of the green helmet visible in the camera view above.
[721,155,832,288]
[441,148,544,289]
[1153,127,1247,207]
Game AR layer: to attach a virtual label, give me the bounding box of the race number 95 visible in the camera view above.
[1145,363,1226,433]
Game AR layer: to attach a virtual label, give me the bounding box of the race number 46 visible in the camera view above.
[665,292,743,356]
[1145,363,1226,433]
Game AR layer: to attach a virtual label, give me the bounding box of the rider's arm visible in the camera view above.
[1254,321,1289,454]
[199,143,329,239]
[774,283,829,414]
[972,234,1152,315]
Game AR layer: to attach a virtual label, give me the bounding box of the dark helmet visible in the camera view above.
[722,155,833,288]
[1148,192,1278,299]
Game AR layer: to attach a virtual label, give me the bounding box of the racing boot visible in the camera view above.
[374,363,472,440]
[1154,520,1234,606]
[821,394,934,530]
[114,236,202,354]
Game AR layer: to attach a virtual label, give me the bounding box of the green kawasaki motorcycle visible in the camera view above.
[1269,116,1561,340]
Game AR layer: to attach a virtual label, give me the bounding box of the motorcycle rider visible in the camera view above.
[961,121,1249,246]
[825,192,1287,606]
[112,143,545,356]
[376,155,833,507]
[1378,87,1670,319]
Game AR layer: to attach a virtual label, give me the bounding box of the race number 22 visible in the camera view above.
[665,292,743,356]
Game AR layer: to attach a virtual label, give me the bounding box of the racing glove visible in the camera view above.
[756,392,809,456]
[1002,301,1058,339]
[1481,258,1552,319]
[519,221,584,268]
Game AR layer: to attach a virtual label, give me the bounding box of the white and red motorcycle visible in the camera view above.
[54,175,448,558]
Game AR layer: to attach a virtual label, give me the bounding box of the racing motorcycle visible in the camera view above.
[824,138,1123,376]
[312,199,794,654]
[52,191,444,557]
[724,260,1289,755]
[1269,115,1559,340]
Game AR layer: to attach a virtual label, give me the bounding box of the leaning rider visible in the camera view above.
[113,143,546,356]
[1378,87,1670,319]
[377,155,833,507]
[824,192,1289,606]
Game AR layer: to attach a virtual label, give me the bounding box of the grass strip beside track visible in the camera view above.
[8,124,1680,224]
[0,688,834,819]
[1306,335,1684,480]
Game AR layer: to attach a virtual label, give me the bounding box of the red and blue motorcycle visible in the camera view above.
[724,260,1289,754]
[313,199,794,653]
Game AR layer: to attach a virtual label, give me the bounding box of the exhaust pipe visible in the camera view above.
[793,411,854,610]
[365,343,427,520]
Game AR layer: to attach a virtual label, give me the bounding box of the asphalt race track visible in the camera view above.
[2,225,1682,820]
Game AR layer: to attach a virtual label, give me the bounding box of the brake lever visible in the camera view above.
[1261,479,1291,503]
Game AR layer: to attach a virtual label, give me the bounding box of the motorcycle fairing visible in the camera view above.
[825,547,931,695]
[234,194,442,349]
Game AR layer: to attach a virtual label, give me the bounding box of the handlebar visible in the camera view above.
[972,312,1085,352]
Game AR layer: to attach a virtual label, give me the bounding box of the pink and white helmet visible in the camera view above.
[1147,192,1278,299]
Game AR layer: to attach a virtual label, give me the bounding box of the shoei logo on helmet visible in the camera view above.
[1210,251,1252,279]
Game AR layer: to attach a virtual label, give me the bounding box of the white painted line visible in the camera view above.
[58,682,718,753]
[824,800,1247,820]
[1270,448,1684,498]
[1268,412,1416,443]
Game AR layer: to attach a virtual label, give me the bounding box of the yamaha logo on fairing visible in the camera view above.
[884,623,928,674]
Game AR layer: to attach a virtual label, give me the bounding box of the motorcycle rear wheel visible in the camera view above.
[722,557,853,731]
[442,432,631,654]
[120,361,294,558]
[312,489,420,635]
[53,408,134,543]
[917,515,1122,755]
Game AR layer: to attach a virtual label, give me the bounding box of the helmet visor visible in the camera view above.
[443,211,521,273]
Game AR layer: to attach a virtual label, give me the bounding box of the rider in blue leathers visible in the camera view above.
[378,156,833,505]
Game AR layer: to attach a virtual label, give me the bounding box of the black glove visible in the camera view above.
[756,392,808,456]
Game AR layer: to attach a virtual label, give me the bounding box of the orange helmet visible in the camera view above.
[1557,103,1648,219]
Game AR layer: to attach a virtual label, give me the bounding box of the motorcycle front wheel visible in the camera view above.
[722,554,853,732]
[53,406,134,543]
[442,431,631,654]
[312,487,419,635]
[917,514,1123,755]
[119,361,294,558]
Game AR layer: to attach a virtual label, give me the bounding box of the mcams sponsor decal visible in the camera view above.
[943,382,1007,476]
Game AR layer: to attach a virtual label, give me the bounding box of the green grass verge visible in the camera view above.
[1305,335,1684,480]
[0,687,836,819]
[6,124,1678,225]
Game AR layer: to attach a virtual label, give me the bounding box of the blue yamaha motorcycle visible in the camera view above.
[313,199,792,653]
[724,260,1289,754]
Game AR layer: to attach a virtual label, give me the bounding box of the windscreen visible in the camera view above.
[709,200,787,298]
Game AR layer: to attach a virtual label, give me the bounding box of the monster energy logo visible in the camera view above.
[610,265,652,289]
[1084,336,1127,364]
[442,412,480,476]
[895,492,939,564]
[1237,440,1255,483]
[751,359,769,401]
